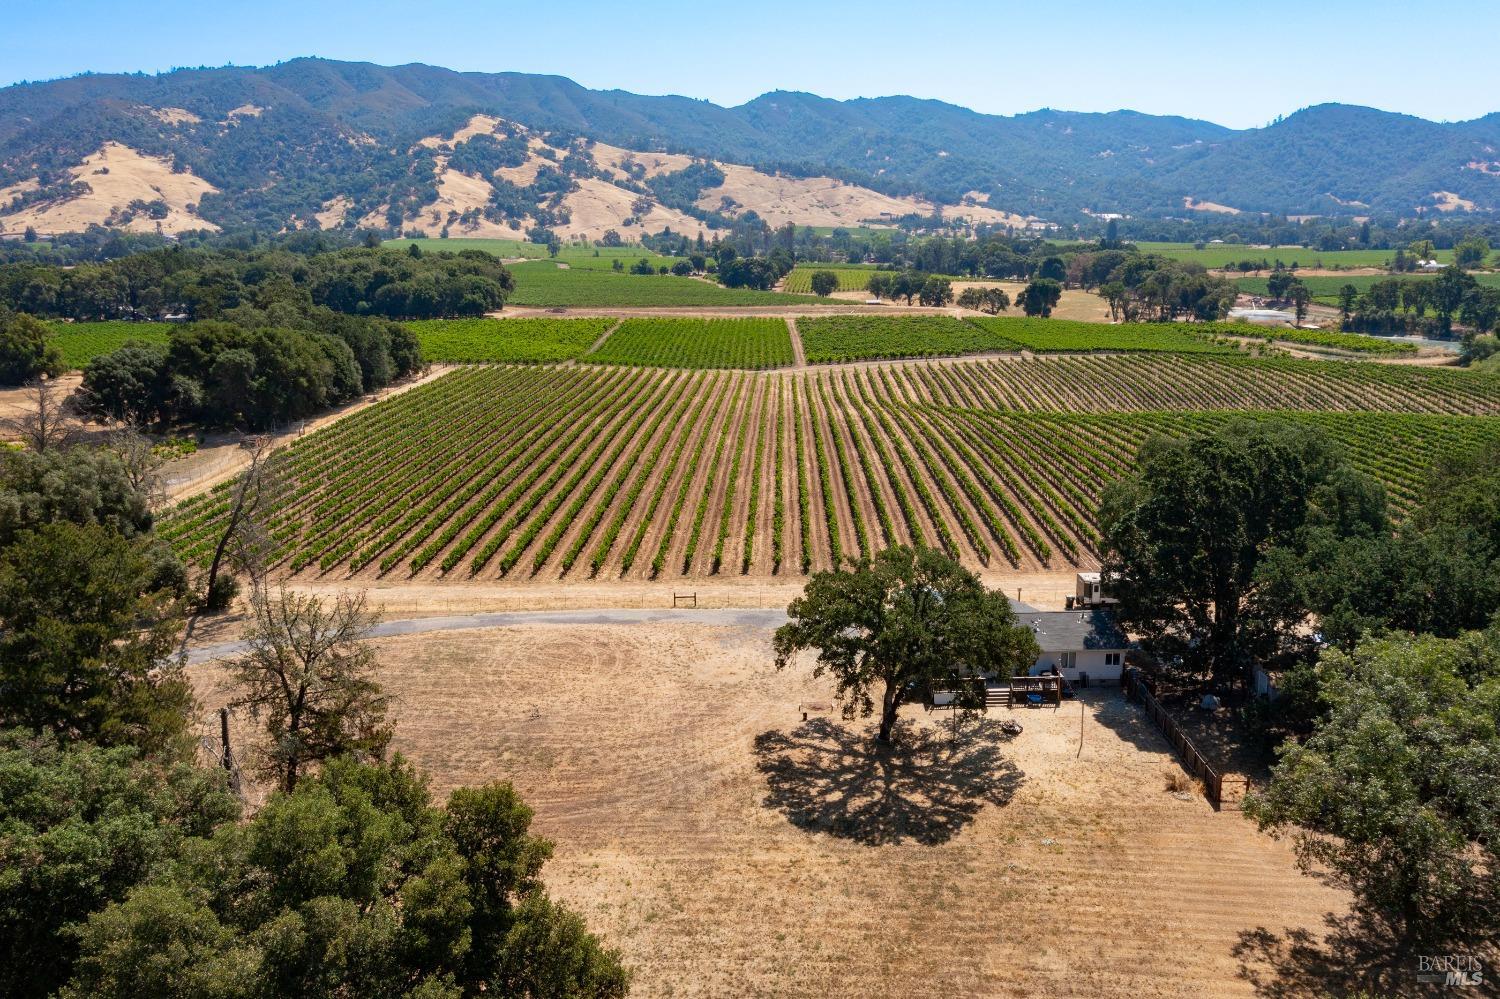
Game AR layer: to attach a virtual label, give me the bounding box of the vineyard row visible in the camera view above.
[162,361,1500,582]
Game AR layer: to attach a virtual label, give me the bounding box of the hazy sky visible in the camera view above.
[5,0,1497,129]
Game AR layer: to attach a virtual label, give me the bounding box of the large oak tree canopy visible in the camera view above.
[1098,419,1384,686]
[773,545,1039,744]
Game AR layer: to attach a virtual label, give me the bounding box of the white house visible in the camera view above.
[1417,259,1445,272]
[1014,609,1130,686]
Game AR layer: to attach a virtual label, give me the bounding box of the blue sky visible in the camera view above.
[4,0,1496,129]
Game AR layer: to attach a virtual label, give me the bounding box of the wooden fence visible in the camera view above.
[1122,668,1248,810]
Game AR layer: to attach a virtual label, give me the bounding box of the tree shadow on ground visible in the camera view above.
[1233,909,1452,998]
[1072,689,1172,757]
[752,715,1023,846]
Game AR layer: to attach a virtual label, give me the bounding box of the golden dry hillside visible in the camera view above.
[0,141,219,236]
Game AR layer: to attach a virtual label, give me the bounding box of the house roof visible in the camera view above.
[1015,610,1128,653]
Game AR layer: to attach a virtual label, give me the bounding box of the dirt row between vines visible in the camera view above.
[164,356,1500,592]
[278,367,1091,591]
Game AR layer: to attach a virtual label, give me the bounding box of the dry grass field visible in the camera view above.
[0,141,219,236]
[189,620,1348,998]
[950,280,1114,323]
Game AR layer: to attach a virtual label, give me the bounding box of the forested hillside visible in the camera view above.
[0,59,1497,234]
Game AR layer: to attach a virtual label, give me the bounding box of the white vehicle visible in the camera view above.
[1068,571,1118,609]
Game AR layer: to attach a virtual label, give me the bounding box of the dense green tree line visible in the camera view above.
[1101,420,1500,950]
[0,244,512,322]
[0,415,629,997]
[79,306,421,430]
[1332,266,1500,336]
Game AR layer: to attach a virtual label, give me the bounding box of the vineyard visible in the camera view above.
[162,355,1500,584]
[47,320,171,368]
[407,317,613,362]
[781,267,878,294]
[583,318,795,369]
[966,317,1235,354]
[799,315,1022,362]
[506,262,815,307]
[798,315,1241,362]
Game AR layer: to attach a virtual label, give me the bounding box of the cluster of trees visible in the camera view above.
[865,271,953,306]
[714,244,793,290]
[0,309,66,383]
[0,225,210,266]
[1088,255,1237,322]
[0,243,513,322]
[646,224,1071,284]
[1100,420,1500,948]
[1106,214,1500,255]
[956,285,1010,314]
[80,305,421,430]
[0,418,629,997]
[1330,266,1500,336]
[643,224,1235,321]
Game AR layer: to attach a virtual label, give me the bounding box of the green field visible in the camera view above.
[968,318,1235,354]
[507,262,815,307]
[47,320,172,368]
[1136,242,1456,270]
[782,267,879,294]
[798,315,1023,362]
[585,318,794,369]
[384,237,549,259]
[406,318,614,363]
[549,251,686,272]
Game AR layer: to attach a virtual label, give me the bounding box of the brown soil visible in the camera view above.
[187,622,1348,998]
[558,178,704,243]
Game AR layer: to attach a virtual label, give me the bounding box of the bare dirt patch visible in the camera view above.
[1430,190,1477,213]
[558,177,704,242]
[0,142,219,236]
[589,142,696,182]
[314,196,353,229]
[0,374,82,426]
[700,164,1033,231]
[419,161,527,238]
[1184,196,1242,215]
[188,622,1347,997]
[951,281,1113,323]
[417,113,507,149]
[148,106,200,125]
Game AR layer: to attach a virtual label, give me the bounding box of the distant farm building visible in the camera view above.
[1228,307,1298,326]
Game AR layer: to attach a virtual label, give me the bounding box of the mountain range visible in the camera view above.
[1,58,1497,238]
